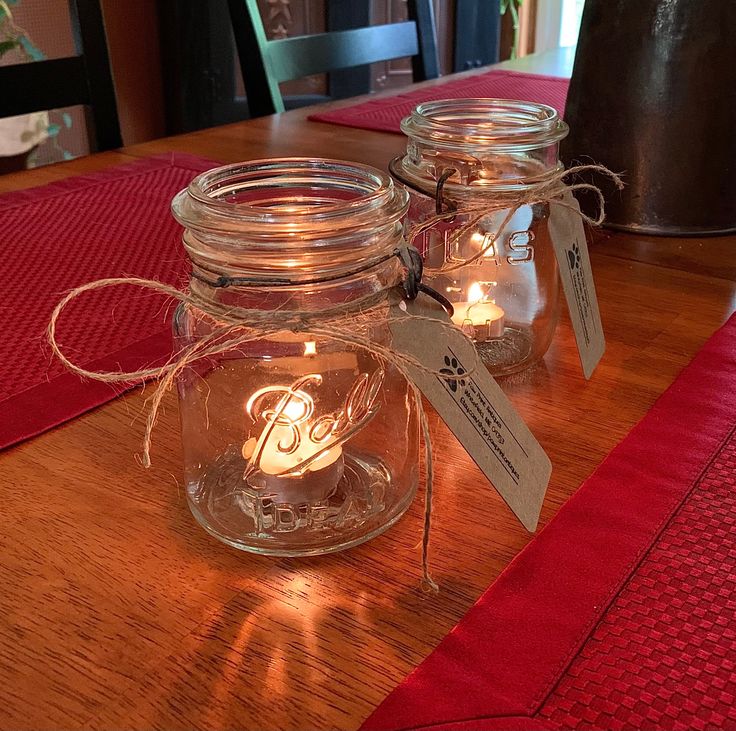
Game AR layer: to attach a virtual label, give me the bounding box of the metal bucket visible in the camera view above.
[560,0,736,236]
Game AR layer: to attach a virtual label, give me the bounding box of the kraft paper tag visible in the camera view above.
[390,292,552,532]
[549,190,606,379]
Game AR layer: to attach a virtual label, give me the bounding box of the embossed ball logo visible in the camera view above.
[439,355,467,393]
[567,243,581,271]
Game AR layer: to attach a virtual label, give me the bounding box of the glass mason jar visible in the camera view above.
[391,99,570,376]
[170,159,419,556]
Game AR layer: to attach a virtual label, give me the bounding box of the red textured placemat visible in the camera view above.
[363,311,736,731]
[309,69,569,133]
[0,153,217,450]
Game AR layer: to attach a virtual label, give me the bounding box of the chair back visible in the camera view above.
[0,0,121,151]
[227,0,440,117]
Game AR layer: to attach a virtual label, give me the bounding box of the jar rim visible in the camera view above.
[172,157,408,239]
[171,158,408,282]
[400,98,569,150]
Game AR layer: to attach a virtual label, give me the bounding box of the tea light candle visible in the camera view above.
[242,379,344,503]
[450,282,505,340]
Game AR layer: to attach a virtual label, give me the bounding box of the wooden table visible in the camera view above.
[2,48,735,731]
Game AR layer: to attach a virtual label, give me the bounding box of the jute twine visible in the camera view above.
[409,164,624,273]
[48,275,457,591]
[47,163,622,591]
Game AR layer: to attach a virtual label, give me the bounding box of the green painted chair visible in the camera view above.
[227,0,440,117]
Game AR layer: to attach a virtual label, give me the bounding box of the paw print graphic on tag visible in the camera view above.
[439,354,467,393]
[567,242,581,271]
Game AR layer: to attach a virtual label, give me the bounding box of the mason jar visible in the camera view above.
[170,159,419,556]
[391,99,569,376]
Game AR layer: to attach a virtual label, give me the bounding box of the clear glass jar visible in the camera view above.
[170,159,419,556]
[391,99,569,376]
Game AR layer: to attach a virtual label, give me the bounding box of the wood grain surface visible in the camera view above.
[1,49,734,731]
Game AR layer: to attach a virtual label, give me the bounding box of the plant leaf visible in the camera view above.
[501,0,523,11]
[0,38,18,55]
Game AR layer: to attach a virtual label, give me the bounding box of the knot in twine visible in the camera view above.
[47,164,621,592]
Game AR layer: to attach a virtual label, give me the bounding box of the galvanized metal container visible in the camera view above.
[561,0,736,236]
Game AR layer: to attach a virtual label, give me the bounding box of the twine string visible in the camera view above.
[400,163,624,273]
[47,275,462,591]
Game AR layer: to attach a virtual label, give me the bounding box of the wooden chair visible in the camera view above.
[227,0,440,117]
[0,0,121,151]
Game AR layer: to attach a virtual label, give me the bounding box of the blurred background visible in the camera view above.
[0,0,586,166]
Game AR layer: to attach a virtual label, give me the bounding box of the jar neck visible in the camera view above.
[171,158,409,291]
[397,99,569,197]
[188,256,402,314]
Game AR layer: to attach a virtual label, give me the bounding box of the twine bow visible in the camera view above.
[47,257,461,592]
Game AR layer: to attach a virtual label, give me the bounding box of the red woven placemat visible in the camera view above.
[363,312,736,731]
[308,69,569,134]
[0,153,216,450]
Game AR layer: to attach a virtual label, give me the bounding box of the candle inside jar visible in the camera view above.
[450,282,505,339]
[242,379,344,504]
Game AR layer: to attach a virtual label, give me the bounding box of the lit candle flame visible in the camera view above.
[468,281,484,303]
[450,281,505,339]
